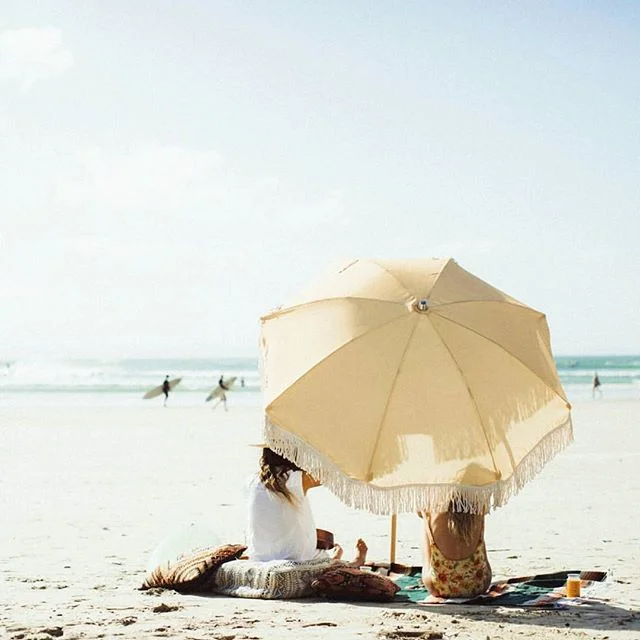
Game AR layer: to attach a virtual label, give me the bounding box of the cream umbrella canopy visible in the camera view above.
[260,258,572,516]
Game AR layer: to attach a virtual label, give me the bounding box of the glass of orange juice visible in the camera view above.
[566,573,581,597]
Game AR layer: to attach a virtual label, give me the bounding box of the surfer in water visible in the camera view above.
[162,375,171,407]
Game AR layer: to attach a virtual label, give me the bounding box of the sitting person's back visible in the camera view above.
[419,505,491,598]
[247,466,318,562]
[247,448,319,562]
[246,447,367,565]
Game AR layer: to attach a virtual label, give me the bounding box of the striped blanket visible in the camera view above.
[377,566,608,608]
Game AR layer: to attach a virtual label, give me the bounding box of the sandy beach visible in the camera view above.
[1,399,639,639]
[3,1,639,638]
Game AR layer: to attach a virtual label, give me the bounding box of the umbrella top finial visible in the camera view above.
[415,299,429,312]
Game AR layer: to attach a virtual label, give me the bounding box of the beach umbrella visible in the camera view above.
[260,258,572,540]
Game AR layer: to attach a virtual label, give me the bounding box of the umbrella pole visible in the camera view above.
[389,514,397,564]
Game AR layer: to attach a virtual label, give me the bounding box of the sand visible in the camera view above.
[1,400,639,639]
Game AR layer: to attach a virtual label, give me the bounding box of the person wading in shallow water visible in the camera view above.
[592,372,603,399]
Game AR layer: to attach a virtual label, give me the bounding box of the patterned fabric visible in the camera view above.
[425,537,492,597]
[213,555,337,599]
[311,566,400,602]
[141,544,247,592]
[394,569,608,608]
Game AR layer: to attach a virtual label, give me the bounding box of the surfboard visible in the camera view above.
[143,377,182,400]
[205,376,237,402]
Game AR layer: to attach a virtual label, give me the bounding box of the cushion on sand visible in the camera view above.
[311,566,400,602]
[142,544,247,592]
[213,555,337,599]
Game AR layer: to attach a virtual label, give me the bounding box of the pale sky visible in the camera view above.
[1,1,638,359]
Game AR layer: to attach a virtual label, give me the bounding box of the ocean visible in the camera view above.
[0,355,638,407]
[0,357,261,407]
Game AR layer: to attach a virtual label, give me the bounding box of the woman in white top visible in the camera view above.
[247,448,367,564]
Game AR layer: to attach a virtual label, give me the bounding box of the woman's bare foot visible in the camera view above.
[352,538,368,566]
[330,543,344,561]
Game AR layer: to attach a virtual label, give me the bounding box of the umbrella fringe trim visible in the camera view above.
[264,415,573,515]
[494,413,573,508]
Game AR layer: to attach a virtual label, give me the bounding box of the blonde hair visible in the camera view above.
[446,500,482,545]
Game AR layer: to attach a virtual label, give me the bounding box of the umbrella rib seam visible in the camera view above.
[264,313,411,411]
[366,258,446,299]
[261,296,403,321]
[433,299,540,313]
[431,260,528,310]
[364,315,420,482]
[432,312,570,407]
[427,317,501,476]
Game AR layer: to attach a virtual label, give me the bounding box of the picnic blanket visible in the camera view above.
[374,565,608,608]
[142,539,608,608]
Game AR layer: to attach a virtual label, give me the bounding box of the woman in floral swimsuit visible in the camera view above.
[419,505,492,598]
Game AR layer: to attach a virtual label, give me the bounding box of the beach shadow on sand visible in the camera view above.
[185,592,639,634]
[371,598,640,634]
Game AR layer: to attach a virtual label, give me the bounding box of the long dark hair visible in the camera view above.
[259,448,301,503]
